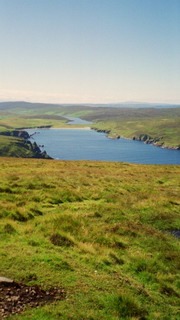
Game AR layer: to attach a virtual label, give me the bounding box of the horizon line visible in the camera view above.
[0,99,180,106]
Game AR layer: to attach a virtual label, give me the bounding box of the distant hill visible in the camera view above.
[0,100,179,110]
[0,101,62,110]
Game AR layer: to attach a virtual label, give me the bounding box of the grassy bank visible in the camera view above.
[81,108,180,148]
[0,134,51,159]
[0,158,179,319]
[0,135,36,158]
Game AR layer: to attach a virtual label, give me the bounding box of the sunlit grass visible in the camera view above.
[0,158,179,319]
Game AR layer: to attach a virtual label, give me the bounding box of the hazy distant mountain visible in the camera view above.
[0,101,179,110]
[0,101,61,110]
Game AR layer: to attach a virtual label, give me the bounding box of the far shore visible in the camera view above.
[50,126,91,130]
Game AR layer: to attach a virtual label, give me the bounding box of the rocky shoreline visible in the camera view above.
[92,128,180,150]
[92,128,121,139]
[132,134,180,150]
[2,127,178,160]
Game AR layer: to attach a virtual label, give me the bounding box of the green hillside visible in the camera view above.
[0,158,179,319]
[0,133,51,159]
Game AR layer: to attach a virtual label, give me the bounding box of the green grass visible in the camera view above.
[0,158,179,319]
[0,135,34,158]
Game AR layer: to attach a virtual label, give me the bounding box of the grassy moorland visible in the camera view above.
[79,107,180,148]
[0,158,179,319]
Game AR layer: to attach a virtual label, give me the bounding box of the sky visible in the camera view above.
[0,0,180,104]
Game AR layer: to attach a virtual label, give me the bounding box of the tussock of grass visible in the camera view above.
[0,158,179,319]
[3,223,16,234]
[50,232,75,247]
[116,293,147,319]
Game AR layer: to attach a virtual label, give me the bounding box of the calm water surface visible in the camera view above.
[26,127,180,164]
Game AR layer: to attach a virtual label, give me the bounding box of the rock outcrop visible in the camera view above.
[93,128,111,134]
[133,134,180,149]
[92,128,120,139]
[24,140,52,159]
[0,130,30,139]
[132,134,163,145]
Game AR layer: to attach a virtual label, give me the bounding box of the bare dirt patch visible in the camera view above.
[0,278,65,319]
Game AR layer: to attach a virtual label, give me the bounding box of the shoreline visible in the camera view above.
[92,128,180,151]
[50,126,91,130]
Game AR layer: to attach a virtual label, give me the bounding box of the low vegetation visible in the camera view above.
[0,158,179,319]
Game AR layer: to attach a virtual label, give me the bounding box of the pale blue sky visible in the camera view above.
[0,0,179,103]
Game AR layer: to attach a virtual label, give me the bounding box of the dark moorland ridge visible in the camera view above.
[0,100,180,109]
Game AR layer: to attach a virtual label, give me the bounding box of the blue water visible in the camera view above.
[65,116,92,125]
[26,128,180,164]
